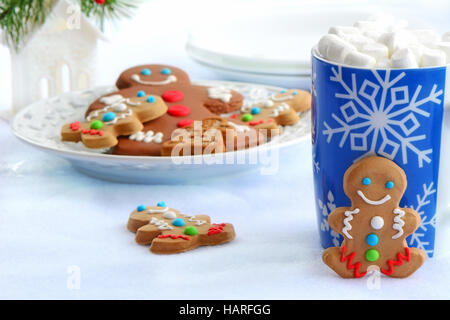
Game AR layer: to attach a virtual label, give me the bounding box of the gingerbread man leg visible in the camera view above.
[322,247,363,278]
[380,247,426,278]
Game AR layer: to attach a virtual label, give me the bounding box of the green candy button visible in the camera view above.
[365,249,380,262]
[184,226,198,236]
[241,114,253,122]
[90,120,103,129]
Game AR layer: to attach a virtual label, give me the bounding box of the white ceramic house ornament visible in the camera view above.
[4,0,106,113]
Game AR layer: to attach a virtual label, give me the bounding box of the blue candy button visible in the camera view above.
[161,68,171,75]
[362,177,371,185]
[141,69,151,76]
[157,201,166,207]
[280,89,287,93]
[251,107,261,115]
[137,90,146,97]
[366,234,379,246]
[172,218,185,227]
[292,91,298,95]
[147,95,155,103]
[137,205,146,212]
[102,112,116,122]
[386,181,394,189]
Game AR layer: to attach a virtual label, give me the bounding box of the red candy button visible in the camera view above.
[168,105,191,117]
[177,119,194,128]
[162,90,184,103]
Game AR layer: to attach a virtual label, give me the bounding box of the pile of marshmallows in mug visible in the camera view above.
[317,14,450,69]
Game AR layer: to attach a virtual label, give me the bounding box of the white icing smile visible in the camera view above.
[131,74,177,85]
[357,190,391,206]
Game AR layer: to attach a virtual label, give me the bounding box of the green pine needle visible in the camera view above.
[0,0,139,51]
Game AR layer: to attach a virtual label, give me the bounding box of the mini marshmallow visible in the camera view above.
[318,34,357,63]
[397,42,424,62]
[375,58,391,69]
[435,42,450,62]
[412,29,441,46]
[340,34,374,50]
[343,51,376,68]
[421,48,446,67]
[385,19,408,32]
[363,30,383,41]
[378,31,412,55]
[360,42,389,60]
[390,48,419,68]
[442,32,450,42]
[318,34,339,57]
[328,26,360,37]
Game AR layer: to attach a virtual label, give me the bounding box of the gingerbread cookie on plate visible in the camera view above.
[127,202,235,254]
[234,88,311,133]
[61,93,167,149]
[322,156,426,278]
[85,65,245,156]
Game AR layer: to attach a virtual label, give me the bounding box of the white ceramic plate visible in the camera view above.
[186,6,375,83]
[11,80,311,184]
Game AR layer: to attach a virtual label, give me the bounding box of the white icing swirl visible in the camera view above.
[392,208,405,239]
[150,217,173,230]
[271,103,290,117]
[184,214,207,226]
[208,86,233,103]
[129,131,164,143]
[342,208,360,239]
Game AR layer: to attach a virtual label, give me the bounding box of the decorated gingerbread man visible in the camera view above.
[85,65,244,156]
[234,88,311,133]
[61,93,167,149]
[322,156,426,278]
[127,202,235,254]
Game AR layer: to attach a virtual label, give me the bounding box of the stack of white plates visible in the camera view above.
[186,5,375,88]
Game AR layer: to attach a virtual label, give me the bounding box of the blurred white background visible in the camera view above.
[1,0,449,110]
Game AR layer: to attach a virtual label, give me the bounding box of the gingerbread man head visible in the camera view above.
[116,64,191,89]
[343,156,407,209]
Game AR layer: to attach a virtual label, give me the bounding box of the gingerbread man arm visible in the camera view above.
[328,207,351,234]
[400,207,422,236]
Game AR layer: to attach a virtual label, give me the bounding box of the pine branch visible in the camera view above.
[0,0,139,51]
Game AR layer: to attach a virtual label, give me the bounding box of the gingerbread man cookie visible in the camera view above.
[61,93,167,149]
[114,64,243,114]
[161,118,265,156]
[235,89,311,131]
[127,202,235,254]
[322,156,426,278]
[85,65,244,156]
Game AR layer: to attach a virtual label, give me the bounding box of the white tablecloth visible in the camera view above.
[1,0,450,300]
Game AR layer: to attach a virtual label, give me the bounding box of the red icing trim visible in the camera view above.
[229,114,238,119]
[168,105,191,117]
[267,119,274,123]
[208,223,226,236]
[340,246,367,278]
[82,129,104,136]
[158,234,190,241]
[70,121,80,131]
[177,119,194,128]
[380,247,411,276]
[249,120,264,126]
[162,90,184,103]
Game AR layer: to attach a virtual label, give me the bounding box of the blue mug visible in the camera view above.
[311,49,446,257]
